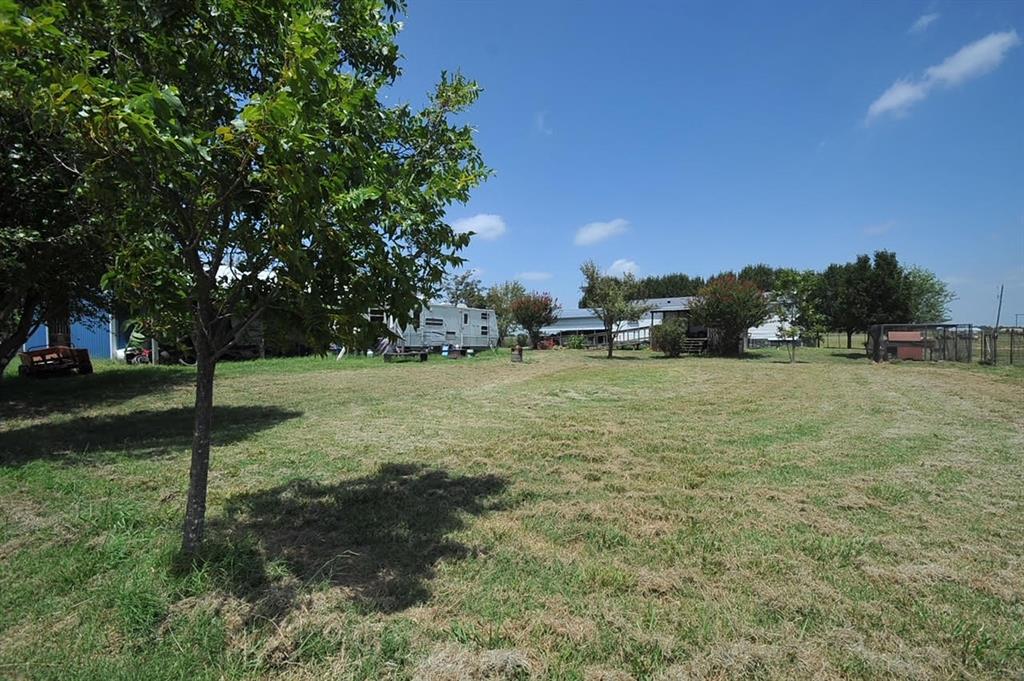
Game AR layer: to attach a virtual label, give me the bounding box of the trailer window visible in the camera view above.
[463,313,468,324]
[368,308,385,323]
[425,317,444,326]
[445,331,456,339]
[480,326,489,335]
[481,312,489,320]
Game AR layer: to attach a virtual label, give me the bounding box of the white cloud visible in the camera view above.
[451,213,506,240]
[867,30,1021,122]
[909,13,940,34]
[517,271,553,281]
[925,30,1021,86]
[606,259,637,277]
[574,218,628,246]
[862,220,896,236]
[534,111,553,136]
[867,79,930,120]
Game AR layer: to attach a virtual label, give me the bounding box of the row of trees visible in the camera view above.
[631,263,781,300]
[2,1,489,554]
[632,253,954,350]
[577,252,953,359]
[816,253,954,347]
[443,250,952,360]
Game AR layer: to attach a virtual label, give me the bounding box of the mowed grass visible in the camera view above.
[1,348,1022,680]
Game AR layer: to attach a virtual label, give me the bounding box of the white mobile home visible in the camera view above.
[387,304,497,351]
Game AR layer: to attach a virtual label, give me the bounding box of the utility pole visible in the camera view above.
[991,284,1004,364]
[995,284,1004,328]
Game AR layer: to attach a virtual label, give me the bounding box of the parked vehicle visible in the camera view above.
[381,304,497,353]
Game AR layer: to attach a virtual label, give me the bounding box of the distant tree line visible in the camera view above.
[628,253,953,350]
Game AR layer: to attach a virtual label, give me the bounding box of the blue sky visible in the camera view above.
[389,1,1023,323]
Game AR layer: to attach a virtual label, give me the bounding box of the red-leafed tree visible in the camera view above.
[690,275,770,357]
[510,293,559,348]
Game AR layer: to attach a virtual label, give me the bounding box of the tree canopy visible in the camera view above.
[690,275,769,356]
[442,270,488,308]
[510,292,559,348]
[0,4,111,375]
[484,280,526,344]
[632,272,706,300]
[3,0,489,553]
[905,266,955,323]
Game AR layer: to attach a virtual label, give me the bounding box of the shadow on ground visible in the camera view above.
[0,366,195,419]
[0,405,302,466]
[205,463,508,616]
[831,352,869,360]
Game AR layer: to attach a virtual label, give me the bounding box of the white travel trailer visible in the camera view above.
[375,304,498,352]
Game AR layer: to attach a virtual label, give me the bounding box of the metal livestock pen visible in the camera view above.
[868,323,975,363]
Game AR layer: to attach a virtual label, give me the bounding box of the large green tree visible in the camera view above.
[12,0,488,553]
[579,260,652,359]
[905,266,955,323]
[814,256,872,348]
[0,5,111,376]
[867,250,909,326]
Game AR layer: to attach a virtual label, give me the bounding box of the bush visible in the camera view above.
[565,335,586,350]
[515,333,529,348]
[653,318,688,357]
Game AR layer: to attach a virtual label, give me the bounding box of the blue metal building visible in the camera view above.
[22,312,122,360]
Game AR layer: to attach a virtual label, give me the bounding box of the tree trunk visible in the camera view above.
[846,330,853,349]
[0,295,40,380]
[606,327,614,358]
[181,338,216,555]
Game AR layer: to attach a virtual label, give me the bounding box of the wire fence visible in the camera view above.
[818,332,869,350]
[980,327,1024,366]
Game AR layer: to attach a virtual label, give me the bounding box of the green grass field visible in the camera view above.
[1,348,1022,680]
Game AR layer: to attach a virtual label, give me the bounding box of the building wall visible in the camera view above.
[22,312,116,358]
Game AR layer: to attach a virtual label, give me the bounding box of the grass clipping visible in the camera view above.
[412,643,534,680]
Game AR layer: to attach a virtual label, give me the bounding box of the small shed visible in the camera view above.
[886,330,926,360]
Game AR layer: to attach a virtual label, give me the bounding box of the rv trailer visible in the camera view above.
[383,304,497,352]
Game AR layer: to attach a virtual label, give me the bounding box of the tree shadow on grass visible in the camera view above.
[0,406,302,466]
[0,366,195,419]
[203,463,508,616]
[585,354,645,361]
[830,352,869,360]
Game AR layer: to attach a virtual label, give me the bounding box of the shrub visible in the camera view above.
[515,333,529,348]
[565,335,586,350]
[653,318,688,357]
